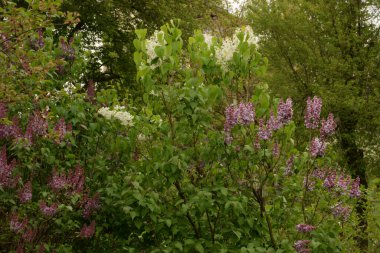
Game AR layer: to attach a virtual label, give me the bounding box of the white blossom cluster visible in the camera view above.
[214,26,258,70]
[203,33,214,49]
[145,30,165,68]
[98,106,134,126]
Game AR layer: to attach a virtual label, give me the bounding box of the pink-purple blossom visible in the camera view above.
[331,202,351,221]
[0,146,17,188]
[310,137,326,157]
[305,96,322,129]
[224,102,255,144]
[303,177,315,191]
[323,171,336,190]
[267,111,281,131]
[18,181,32,203]
[277,98,293,125]
[39,201,59,216]
[258,119,272,140]
[296,223,316,233]
[272,142,280,158]
[320,113,337,138]
[350,177,361,198]
[80,221,96,238]
[54,118,72,143]
[294,240,311,253]
[284,155,294,176]
[49,165,85,194]
[10,213,28,233]
[82,193,100,219]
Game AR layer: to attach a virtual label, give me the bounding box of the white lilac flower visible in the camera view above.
[203,33,214,48]
[98,106,134,127]
[215,26,258,70]
[145,30,165,68]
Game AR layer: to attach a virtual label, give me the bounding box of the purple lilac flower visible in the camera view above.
[54,118,72,143]
[0,116,23,139]
[82,193,100,219]
[267,111,281,131]
[18,181,32,203]
[0,146,17,188]
[39,201,58,216]
[272,142,280,158]
[296,223,316,233]
[310,137,326,157]
[323,171,336,190]
[224,103,255,144]
[284,155,294,176]
[305,96,322,129]
[80,221,96,238]
[49,168,67,191]
[312,168,326,180]
[10,213,28,233]
[237,102,255,125]
[294,240,311,253]
[28,111,48,136]
[277,98,293,125]
[258,119,272,140]
[350,177,361,198]
[331,202,351,221]
[304,176,315,191]
[67,164,85,194]
[320,113,337,138]
[336,175,351,193]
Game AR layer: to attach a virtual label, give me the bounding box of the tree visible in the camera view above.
[247,0,380,249]
[59,0,232,92]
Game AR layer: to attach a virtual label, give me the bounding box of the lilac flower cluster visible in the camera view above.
[82,193,100,219]
[0,146,17,188]
[350,177,361,198]
[277,98,293,125]
[39,201,58,216]
[49,165,85,194]
[305,96,322,129]
[267,111,281,131]
[284,155,294,176]
[331,202,351,221]
[310,137,326,157]
[303,176,315,191]
[310,168,361,198]
[18,181,32,203]
[224,102,255,144]
[80,221,96,238]
[0,116,23,139]
[258,119,272,140]
[54,118,72,143]
[24,111,48,144]
[294,240,311,253]
[272,142,280,158]
[296,223,316,233]
[10,213,28,233]
[320,113,337,138]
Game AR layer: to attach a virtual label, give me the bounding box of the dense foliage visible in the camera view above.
[0,0,377,252]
